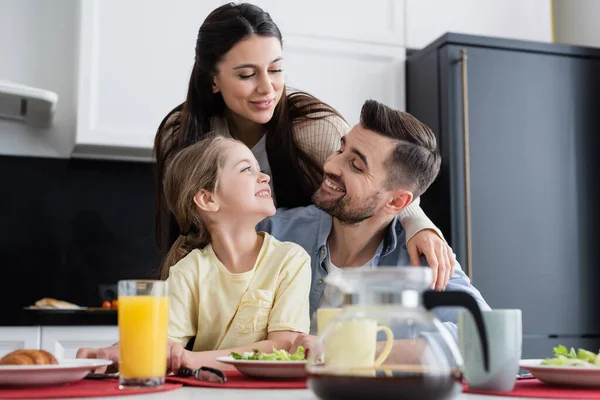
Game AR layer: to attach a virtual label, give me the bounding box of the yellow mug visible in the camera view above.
[317,307,343,335]
[323,316,394,369]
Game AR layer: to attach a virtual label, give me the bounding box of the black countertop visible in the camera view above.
[3,308,118,326]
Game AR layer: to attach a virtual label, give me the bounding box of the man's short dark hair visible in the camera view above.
[360,99,441,198]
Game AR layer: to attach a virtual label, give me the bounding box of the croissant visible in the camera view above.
[0,350,58,365]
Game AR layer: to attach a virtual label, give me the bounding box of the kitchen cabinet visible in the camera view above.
[74,0,550,160]
[74,0,406,159]
[0,327,40,355]
[405,0,552,49]
[406,33,600,358]
[40,326,118,360]
[75,0,222,157]
[0,326,118,360]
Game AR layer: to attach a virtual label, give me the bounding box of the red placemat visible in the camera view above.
[0,379,182,399]
[166,370,307,389]
[464,379,600,399]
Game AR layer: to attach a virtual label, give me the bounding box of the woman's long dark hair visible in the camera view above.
[154,2,344,252]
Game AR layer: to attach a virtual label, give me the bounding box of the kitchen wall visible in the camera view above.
[405,0,553,48]
[0,0,552,159]
[553,0,600,48]
[0,0,79,158]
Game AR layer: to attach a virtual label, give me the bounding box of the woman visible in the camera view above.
[154,2,455,289]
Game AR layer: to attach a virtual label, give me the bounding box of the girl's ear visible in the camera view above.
[193,189,220,212]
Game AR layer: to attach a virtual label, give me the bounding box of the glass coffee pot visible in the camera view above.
[307,267,489,400]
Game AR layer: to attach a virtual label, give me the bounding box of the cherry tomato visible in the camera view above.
[111,299,118,309]
[101,301,111,308]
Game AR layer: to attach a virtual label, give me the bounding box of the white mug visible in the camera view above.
[459,309,522,391]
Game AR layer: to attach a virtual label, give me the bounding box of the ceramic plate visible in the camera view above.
[519,359,600,388]
[23,307,118,313]
[23,306,88,311]
[216,356,307,379]
[0,359,113,387]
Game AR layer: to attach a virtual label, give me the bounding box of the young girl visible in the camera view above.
[162,135,311,370]
[76,135,311,371]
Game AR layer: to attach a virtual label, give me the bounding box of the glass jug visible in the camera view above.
[306,267,489,400]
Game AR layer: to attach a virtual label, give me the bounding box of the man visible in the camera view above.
[257,99,490,348]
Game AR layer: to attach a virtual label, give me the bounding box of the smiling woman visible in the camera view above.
[153,2,347,253]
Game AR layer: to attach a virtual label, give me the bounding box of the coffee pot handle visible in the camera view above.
[423,290,489,372]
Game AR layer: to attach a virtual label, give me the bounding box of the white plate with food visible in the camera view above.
[216,348,307,379]
[0,350,112,387]
[519,345,600,388]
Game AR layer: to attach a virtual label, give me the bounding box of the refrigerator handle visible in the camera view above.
[457,48,473,281]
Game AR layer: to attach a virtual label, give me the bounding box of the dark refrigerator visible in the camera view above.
[406,33,600,358]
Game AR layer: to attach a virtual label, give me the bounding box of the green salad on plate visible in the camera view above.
[541,345,600,368]
[231,347,306,361]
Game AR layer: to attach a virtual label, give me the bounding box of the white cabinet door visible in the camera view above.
[75,0,407,157]
[247,0,405,46]
[405,0,553,49]
[40,326,118,360]
[76,0,222,156]
[226,0,407,122]
[0,327,41,356]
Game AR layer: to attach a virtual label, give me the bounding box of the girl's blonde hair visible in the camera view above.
[159,135,232,279]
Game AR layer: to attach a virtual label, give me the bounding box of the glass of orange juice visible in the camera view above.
[118,280,169,389]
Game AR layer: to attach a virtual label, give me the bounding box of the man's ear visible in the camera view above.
[384,189,414,215]
[193,189,220,212]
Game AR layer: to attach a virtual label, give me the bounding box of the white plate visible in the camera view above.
[216,356,307,379]
[519,359,600,388]
[0,359,113,387]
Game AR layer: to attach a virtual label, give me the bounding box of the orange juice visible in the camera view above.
[118,295,169,378]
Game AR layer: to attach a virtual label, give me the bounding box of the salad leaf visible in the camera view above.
[554,345,568,357]
[540,345,600,368]
[230,347,306,361]
[577,348,596,364]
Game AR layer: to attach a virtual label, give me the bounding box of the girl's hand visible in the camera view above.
[76,344,120,373]
[407,229,455,291]
[167,341,192,373]
[289,333,316,356]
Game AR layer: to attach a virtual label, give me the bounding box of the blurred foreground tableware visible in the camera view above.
[177,366,227,383]
[459,309,522,391]
[519,359,600,388]
[216,356,308,379]
[306,267,490,400]
[317,308,342,335]
[0,359,112,387]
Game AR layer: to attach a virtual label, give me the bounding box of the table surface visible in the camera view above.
[63,386,547,400]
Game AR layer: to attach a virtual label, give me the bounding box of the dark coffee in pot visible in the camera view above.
[308,370,460,400]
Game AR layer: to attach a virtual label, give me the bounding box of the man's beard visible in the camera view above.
[313,188,379,225]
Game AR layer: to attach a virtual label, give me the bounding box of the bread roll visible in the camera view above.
[34,298,80,309]
[0,350,58,365]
